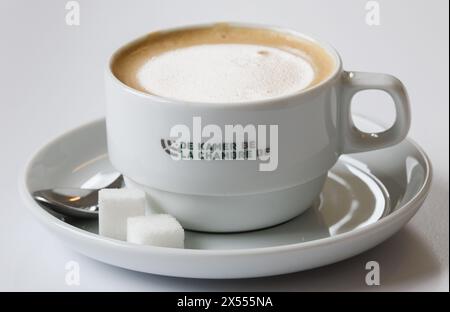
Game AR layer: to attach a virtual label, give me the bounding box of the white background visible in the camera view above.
[0,0,448,291]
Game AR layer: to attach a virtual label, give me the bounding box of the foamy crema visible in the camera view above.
[112,25,336,103]
[138,44,315,103]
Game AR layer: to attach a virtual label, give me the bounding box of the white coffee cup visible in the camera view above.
[105,23,410,232]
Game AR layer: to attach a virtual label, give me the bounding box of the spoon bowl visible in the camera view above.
[32,174,123,218]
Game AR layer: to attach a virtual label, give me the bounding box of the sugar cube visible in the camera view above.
[98,189,146,240]
[127,214,185,248]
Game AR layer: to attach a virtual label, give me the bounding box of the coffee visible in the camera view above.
[112,24,336,103]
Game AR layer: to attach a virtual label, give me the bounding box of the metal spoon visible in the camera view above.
[32,174,124,218]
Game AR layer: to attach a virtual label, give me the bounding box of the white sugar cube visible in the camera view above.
[127,215,185,248]
[98,189,146,240]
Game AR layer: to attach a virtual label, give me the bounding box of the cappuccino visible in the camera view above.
[112,24,336,103]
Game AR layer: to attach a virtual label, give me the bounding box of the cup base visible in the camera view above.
[124,175,327,233]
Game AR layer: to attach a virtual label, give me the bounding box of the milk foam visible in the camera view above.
[137,44,315,103]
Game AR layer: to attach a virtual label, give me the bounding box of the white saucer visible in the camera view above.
[20,117,432,279]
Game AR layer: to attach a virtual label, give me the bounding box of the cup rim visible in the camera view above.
[107,22,343,108]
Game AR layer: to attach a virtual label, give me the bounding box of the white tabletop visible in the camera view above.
[0,0,448,291]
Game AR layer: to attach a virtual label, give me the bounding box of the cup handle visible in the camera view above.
[340,71,411,154]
